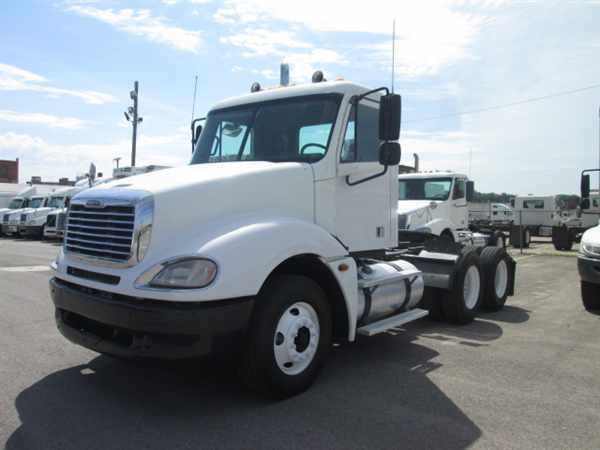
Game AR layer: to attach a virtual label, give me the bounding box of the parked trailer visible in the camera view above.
[510,194,562,248]
[49,74,516,398]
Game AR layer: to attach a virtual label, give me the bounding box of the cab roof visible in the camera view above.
[398,171,467,179]
[210,80,370,111]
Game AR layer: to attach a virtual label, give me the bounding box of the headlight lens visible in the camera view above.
[136,225,152,262]
[148,258,218,289]
[581,241,600,257]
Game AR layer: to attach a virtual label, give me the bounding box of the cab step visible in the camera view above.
[357,308,429,336]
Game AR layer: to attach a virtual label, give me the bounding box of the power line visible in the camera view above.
[404,82,600,124]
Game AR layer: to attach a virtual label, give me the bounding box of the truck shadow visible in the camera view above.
[6,336,481,450]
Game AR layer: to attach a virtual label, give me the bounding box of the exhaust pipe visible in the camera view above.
[413,153,419,172]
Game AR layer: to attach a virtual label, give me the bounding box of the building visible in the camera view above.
[0,159,18,183]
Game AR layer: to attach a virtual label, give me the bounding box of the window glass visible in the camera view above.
[523,200,544,209]
[192,95,340,164]
[299,124,332,157]
[399,178,453,201]
[341,102,381,163]
[452,179,466,199]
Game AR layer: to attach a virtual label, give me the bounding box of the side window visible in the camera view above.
[209,122,250,162]
[341,102,381,163]
[452,179,466,199]
[299,123,332,158]
[524,200,544,209]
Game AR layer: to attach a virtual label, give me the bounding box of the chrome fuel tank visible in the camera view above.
[356,259,424,325]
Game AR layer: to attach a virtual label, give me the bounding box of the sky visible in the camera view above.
[1,0,600,194]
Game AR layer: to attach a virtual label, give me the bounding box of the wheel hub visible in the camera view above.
[463,265,481,310]
[274,302,320,375]
[494,259,508,298]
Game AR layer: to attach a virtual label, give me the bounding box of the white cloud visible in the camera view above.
[220,28,312,57]
[0,110,86,129]
[220,27,345,82]
[0,129,189,182]
[214,0,503,76]
[0,63,116,105]
[66,5,202,53]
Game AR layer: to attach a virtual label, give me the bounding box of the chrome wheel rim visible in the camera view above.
[273,302,320,376]
[494,259,508,298]
[496,237,504,248]
[463,265,481,310]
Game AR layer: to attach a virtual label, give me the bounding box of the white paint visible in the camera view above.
[0,265,50,272]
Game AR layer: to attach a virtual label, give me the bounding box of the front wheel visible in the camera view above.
[582,281,600,311]
[241,274,332,398]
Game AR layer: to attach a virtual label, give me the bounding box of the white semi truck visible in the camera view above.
[397,172,506,248]
[0,187,35,236]
[578,169,600,310]
[510,194,562,248]
[49,77,516,398]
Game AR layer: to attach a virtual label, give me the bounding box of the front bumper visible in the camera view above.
[578,255,600,285]
[19,224,44,236]
[50,277,254,359]
[2,224,19,234]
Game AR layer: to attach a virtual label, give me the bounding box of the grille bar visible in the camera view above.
[65,202,135,262]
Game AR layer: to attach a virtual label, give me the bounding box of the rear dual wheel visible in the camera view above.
[480,247,512,311]
[441,251,483,324]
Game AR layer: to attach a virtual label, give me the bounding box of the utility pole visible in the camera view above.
[124,81,143,167]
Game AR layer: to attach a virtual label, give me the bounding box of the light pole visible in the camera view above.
[113,157,121,169]
[124,81,143,167]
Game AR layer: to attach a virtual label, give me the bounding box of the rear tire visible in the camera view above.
[441,251,482,324]
[581,281,600,311]
[240,274,332,398]
[480,247,512,311]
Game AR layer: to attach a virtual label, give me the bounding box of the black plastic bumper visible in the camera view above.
[19,225,43,237]
[578,256,600,285]
[50,277,254,359]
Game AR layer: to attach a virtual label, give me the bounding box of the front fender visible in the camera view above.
[57,214,351,303]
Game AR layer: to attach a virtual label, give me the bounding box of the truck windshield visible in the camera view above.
[8,198,23,209]
[191,94,341,164]
[48,196,65,208]
[399,178,453,201]
[29,198,45,209]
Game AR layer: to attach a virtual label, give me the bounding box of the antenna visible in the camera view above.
[191,75,198,122]
[391,19,396,93]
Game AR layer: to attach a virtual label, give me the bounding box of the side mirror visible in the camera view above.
[581,174,590,199]
[379,94,401,141]
[191,117,205,153]
[581,198,590,210]
[378,142,401,166]
[466,181,475,202]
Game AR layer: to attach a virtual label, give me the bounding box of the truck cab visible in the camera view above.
[20,187,80,238]
[578,170,600,310]
[3,195,47,236]
[397,172,471,241]
[50,76,515,397]
[0,196,30,236]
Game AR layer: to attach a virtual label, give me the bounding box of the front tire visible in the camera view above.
[441,251,483,324]
[581,281,600,311]
[241,274,332,398]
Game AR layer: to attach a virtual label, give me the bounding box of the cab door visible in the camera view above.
[332,95,397,252]
[450,177,468,229]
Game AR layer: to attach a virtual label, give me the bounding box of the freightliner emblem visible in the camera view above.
[85,200,104,208]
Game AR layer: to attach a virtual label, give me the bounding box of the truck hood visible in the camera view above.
[20,207,54,216]
[75,162,316,260]
[582,225,600,244]
[397,200,435,215]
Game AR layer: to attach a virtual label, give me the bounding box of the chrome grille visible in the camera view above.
[398,214,408,230]
[56,212,66,230]
[65,204,135,262]
[46,215,56,227]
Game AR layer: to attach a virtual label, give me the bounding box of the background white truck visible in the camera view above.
[396,171,506,248]
[510,194,561,248]
[578,169,600,310]
[469,202,513,228]
[49,75,516,398]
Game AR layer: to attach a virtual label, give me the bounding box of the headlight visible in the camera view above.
[581,241,600,257]
[136,225,152,262]
[140,258,218,289]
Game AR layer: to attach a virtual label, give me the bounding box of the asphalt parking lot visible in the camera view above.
[1,238,599,450]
